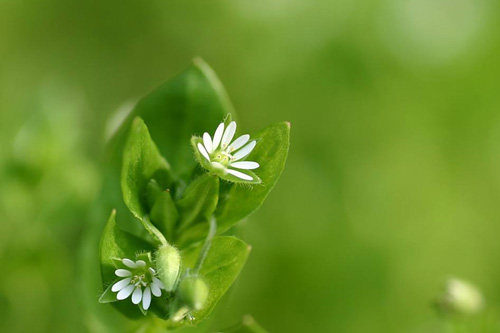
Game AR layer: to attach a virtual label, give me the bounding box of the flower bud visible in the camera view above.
[435,277,484,316]
[178,276,209,311]
[156,244,181,292]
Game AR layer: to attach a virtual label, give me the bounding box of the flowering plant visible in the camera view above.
[95,59,289,331]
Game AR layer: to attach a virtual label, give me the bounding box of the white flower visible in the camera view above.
[196,121,259,181]
[111,258,165,310]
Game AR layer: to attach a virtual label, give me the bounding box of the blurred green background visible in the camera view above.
[2,0,500,332]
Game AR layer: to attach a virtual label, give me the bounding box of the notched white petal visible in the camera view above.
[203,132,213,153]
[197,143,210,161]
[221,121,236,148]
[117,284,135,300]
[227,169,253,181]
[135,260,146,268]
[212,122,225,150]
[132,287,142,304]
[122,258,137,269]
[232,141,256,161]
[153,277,165,289]
[115,269,132,277]
[112,277,132,292]
[228,134,250,152]
[150,281,162,297]
[230,161,260,170]
[142,286,152,310]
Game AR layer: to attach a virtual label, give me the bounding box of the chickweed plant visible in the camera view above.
[97,58,289,331]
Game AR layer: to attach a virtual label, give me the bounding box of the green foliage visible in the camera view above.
[97,60,288,330]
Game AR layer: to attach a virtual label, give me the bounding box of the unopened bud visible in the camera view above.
[435,277,484,316]
[156,244,181,292]
[178,276,209,311]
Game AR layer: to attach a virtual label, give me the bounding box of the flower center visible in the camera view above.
[130,268,154,287]
[211,150,234,166]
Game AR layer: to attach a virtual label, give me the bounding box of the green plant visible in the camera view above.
[97,58,289,331]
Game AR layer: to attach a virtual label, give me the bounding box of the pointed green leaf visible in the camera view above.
[122,117,173,221]
[176,174,219,234]
[215,122,290,233]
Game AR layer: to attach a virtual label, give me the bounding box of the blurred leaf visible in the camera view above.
[108,58,234,180]
[216,122,290,233]
[99,210,153,319]
[221,315,269,333]
[176,174,219,234]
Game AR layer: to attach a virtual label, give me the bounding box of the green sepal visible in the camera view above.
[156,244,182,292]
[98,283,119,304]
[150,190,179,242]
[215,122,290,233]
[191,136,262,185]
[176,174,219,233]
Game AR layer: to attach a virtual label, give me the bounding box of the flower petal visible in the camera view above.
[115,269,132,278]
[221,121,236,149]
[197,143,210,161]
[112,277,132,292]
[122,258,137,269]
[150,281,162,297]
[212,122,225,150]
[117,284,135,300]
[142,287,152,310]
[203,132,213,153]
[227,169,253,181]
[232,141,256,161]
[135,260,146,268]
[228,134,249,152]
[153,277,165,289]
[230,161,260,170]
[132,286,142,304]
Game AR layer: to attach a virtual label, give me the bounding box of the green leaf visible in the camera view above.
[99,210,154,319]
[150,190,179,242]
[215,122,290,233]
[176,174,219,234]
[169,236,251,327]
[107,58,234,179]
[122,117,173,220]
[191,136,262,185]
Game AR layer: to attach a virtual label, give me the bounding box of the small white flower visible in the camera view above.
[196,121,259,181]
[111,258,165,310]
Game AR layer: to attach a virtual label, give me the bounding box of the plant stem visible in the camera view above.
[194,216,217,273]
[142,215,168,247]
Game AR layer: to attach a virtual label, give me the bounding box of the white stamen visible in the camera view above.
[132,286,142,304]
[203,132,213,153]
[228,134,250,152]
[212,123,225,150]
[232,141,256,161]
[115,269,132,277]
[221,121,236,148]
[122,258,138,269]
[197,143,210,161]
[112,277,132,292]
[142,286,152,310]
[117,284,135,300]
[230,161,260,170]
[227,169,253,181]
